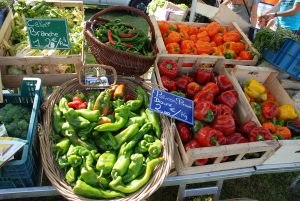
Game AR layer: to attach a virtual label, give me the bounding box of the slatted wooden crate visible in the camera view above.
[232,65,300,165]
[153,54,279,175]
[150,16,260,66]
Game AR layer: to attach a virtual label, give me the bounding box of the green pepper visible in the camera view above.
[59,97,69,114]
[148,139,162,158]
[136,86,149,109]
[94,105,129,132]
[75,109,100,122]
[93,91,106,110]
[125,116,145,128]
[114,123,139,148]
[112,99,125,109]
[78,122,98,141]
[128,111,138,118]
[91,150,101,161]
[140,109,148,122]
[93,89,112,116]
[77,146,89,157]
[192,120,205,134]
[144,134,155,143]
[125,99,143,112]
[65,108,90,129]
[96,150,117,176]
[122,154,144,183]
[58,155,69,169]
[81,165,99,187]
[135,140,149,153]
[67,155,82,168]
[107,114,115,123]
[102,132,118,150]
[146,109,162,139]
[111,147,132,179]
[66,167,79,184]
[70,133,97,151]
[52,138,70,158]
[52,104,64,134]
[87,96,95,110]
[67,145,77,156]
[98,177,110,189]
[119,123,153,156]
[61,121,75,137]
[73,180,125,199]
[109,157,164,193]
[85,153,94,167]
[94,133,110,151]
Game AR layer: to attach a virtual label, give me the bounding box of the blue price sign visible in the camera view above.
[149,88,194,125]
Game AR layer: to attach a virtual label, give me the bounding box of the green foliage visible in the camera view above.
[0,104,31,139]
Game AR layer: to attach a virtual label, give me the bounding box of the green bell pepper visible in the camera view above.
[73,180,125,199]
[81,165,99,187]
[135,140,149,153]
[61,121,75,137]
[52,104,64,134]
[109,157,164,193]
[70,133,97,151]
[58,155,69,169]
[59,97,69,114]
[67,155,83,168]
[66,167,79,184]
[136,86,149,109]
[52,138,70,158]
[125,116,145,128]
[145,109,162,139]
[96,150,117,177]
[122,154,144,183]
[78,122,98,141]
[144,134,155,143]
[87,96,95,110]
[94,105,129,132]
[148,139,162,158]
[75,109,100,122]
[65,108,90,129]
[112,99,125,109]
[114,123,139,148]
[98,177,110,189]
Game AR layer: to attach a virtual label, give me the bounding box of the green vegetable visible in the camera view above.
[145,109,162,139]
[75,109,100,122]
[114,123,139,148]
[122,154,145,183]
[96,151,117,177]
[65,108,90,129]
[52,138,70,158]
[66,167,79,184]
[52,104,64,134]
[148,139,162,158]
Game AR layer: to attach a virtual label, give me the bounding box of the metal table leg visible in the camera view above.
[213,180,224,201]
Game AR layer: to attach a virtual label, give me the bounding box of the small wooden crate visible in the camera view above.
[150,16,259,66]
[0,8,13,56]
[232,65,300,165]
[154,55,279,175]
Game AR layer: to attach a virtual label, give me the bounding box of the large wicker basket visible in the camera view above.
[84,6,158,76]
[40,76,173,201]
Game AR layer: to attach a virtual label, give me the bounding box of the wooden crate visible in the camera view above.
[150,16,259,66]
[0,56,81,87]
[0,8,13,56]
[231,65,300,165]
[154,55,279,175]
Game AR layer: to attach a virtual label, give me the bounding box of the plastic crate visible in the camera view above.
[0,78,42,189]
[263,39,300,79]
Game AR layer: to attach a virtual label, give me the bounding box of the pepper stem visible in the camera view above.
[211,136,220,146]
[256,135,265,141]
[97,170,103,180]
[166,64,173,70]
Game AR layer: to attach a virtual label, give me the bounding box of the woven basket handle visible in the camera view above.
[88,6,156,46]
[78,64,117,89]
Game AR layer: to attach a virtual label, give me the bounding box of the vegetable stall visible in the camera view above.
[1,1,300,201]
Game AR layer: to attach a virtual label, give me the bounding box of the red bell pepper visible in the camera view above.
[186,82,201,98]
[249,127,273,142]
[211,114,236,136]
[212,104,233,116]
[217,90,238,108]
[239,120,257,136]
[226,132,248,144]
[194,90,214,104]
[68,96,87,109]
[184,139,200,151]
[196,68,214,85]
[177,122,191,143]
[197,126,227,147]
[72,97,83,103]
[161,76,177,91]
[194,102,215,123]
[176,76,191,92]
[202,82,220,96]
[194,158,209,166]
[159,60,179,78]
[262,101,279,119]
[214,74,233,92]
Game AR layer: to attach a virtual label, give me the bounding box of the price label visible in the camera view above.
[25,18,70,50]
[149,88,194,125]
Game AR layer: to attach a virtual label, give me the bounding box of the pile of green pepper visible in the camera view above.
[52,84,164,199]
[94,19,154,56]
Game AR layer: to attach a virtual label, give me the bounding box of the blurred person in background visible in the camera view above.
[259,0,300,34]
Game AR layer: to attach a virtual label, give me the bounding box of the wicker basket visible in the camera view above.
[84,6,157,76]
[40,75,173,201]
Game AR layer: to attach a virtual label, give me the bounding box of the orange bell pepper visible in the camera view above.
[197,31,210,42]
[188,26,198,35]
[198,26,207,33]
[189,34,197,42]
[177,24,189,33]
[164,31,181,44]
[166,42,180,54]
[179,31,189,41]
[223,31,241,42]
[218,26,227,34]
[275,126,292,139]
[181,40,197,54]
[262,122,276,133]
[211,47,223,56]
[195,41,213,55]
[207,22,220,37]
[158,21,170,35]
[212,33,223,46]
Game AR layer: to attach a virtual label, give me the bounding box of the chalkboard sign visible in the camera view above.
[25,18,70,50]
[149,88,194,125]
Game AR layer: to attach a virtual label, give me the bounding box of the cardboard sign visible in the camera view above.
[149,88,194,125]
[25,18,70,50]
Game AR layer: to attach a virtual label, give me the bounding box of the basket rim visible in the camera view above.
[40,78,173,201]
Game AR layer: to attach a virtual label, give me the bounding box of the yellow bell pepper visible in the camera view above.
[244,79,267,101]
[279,104,298,120]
